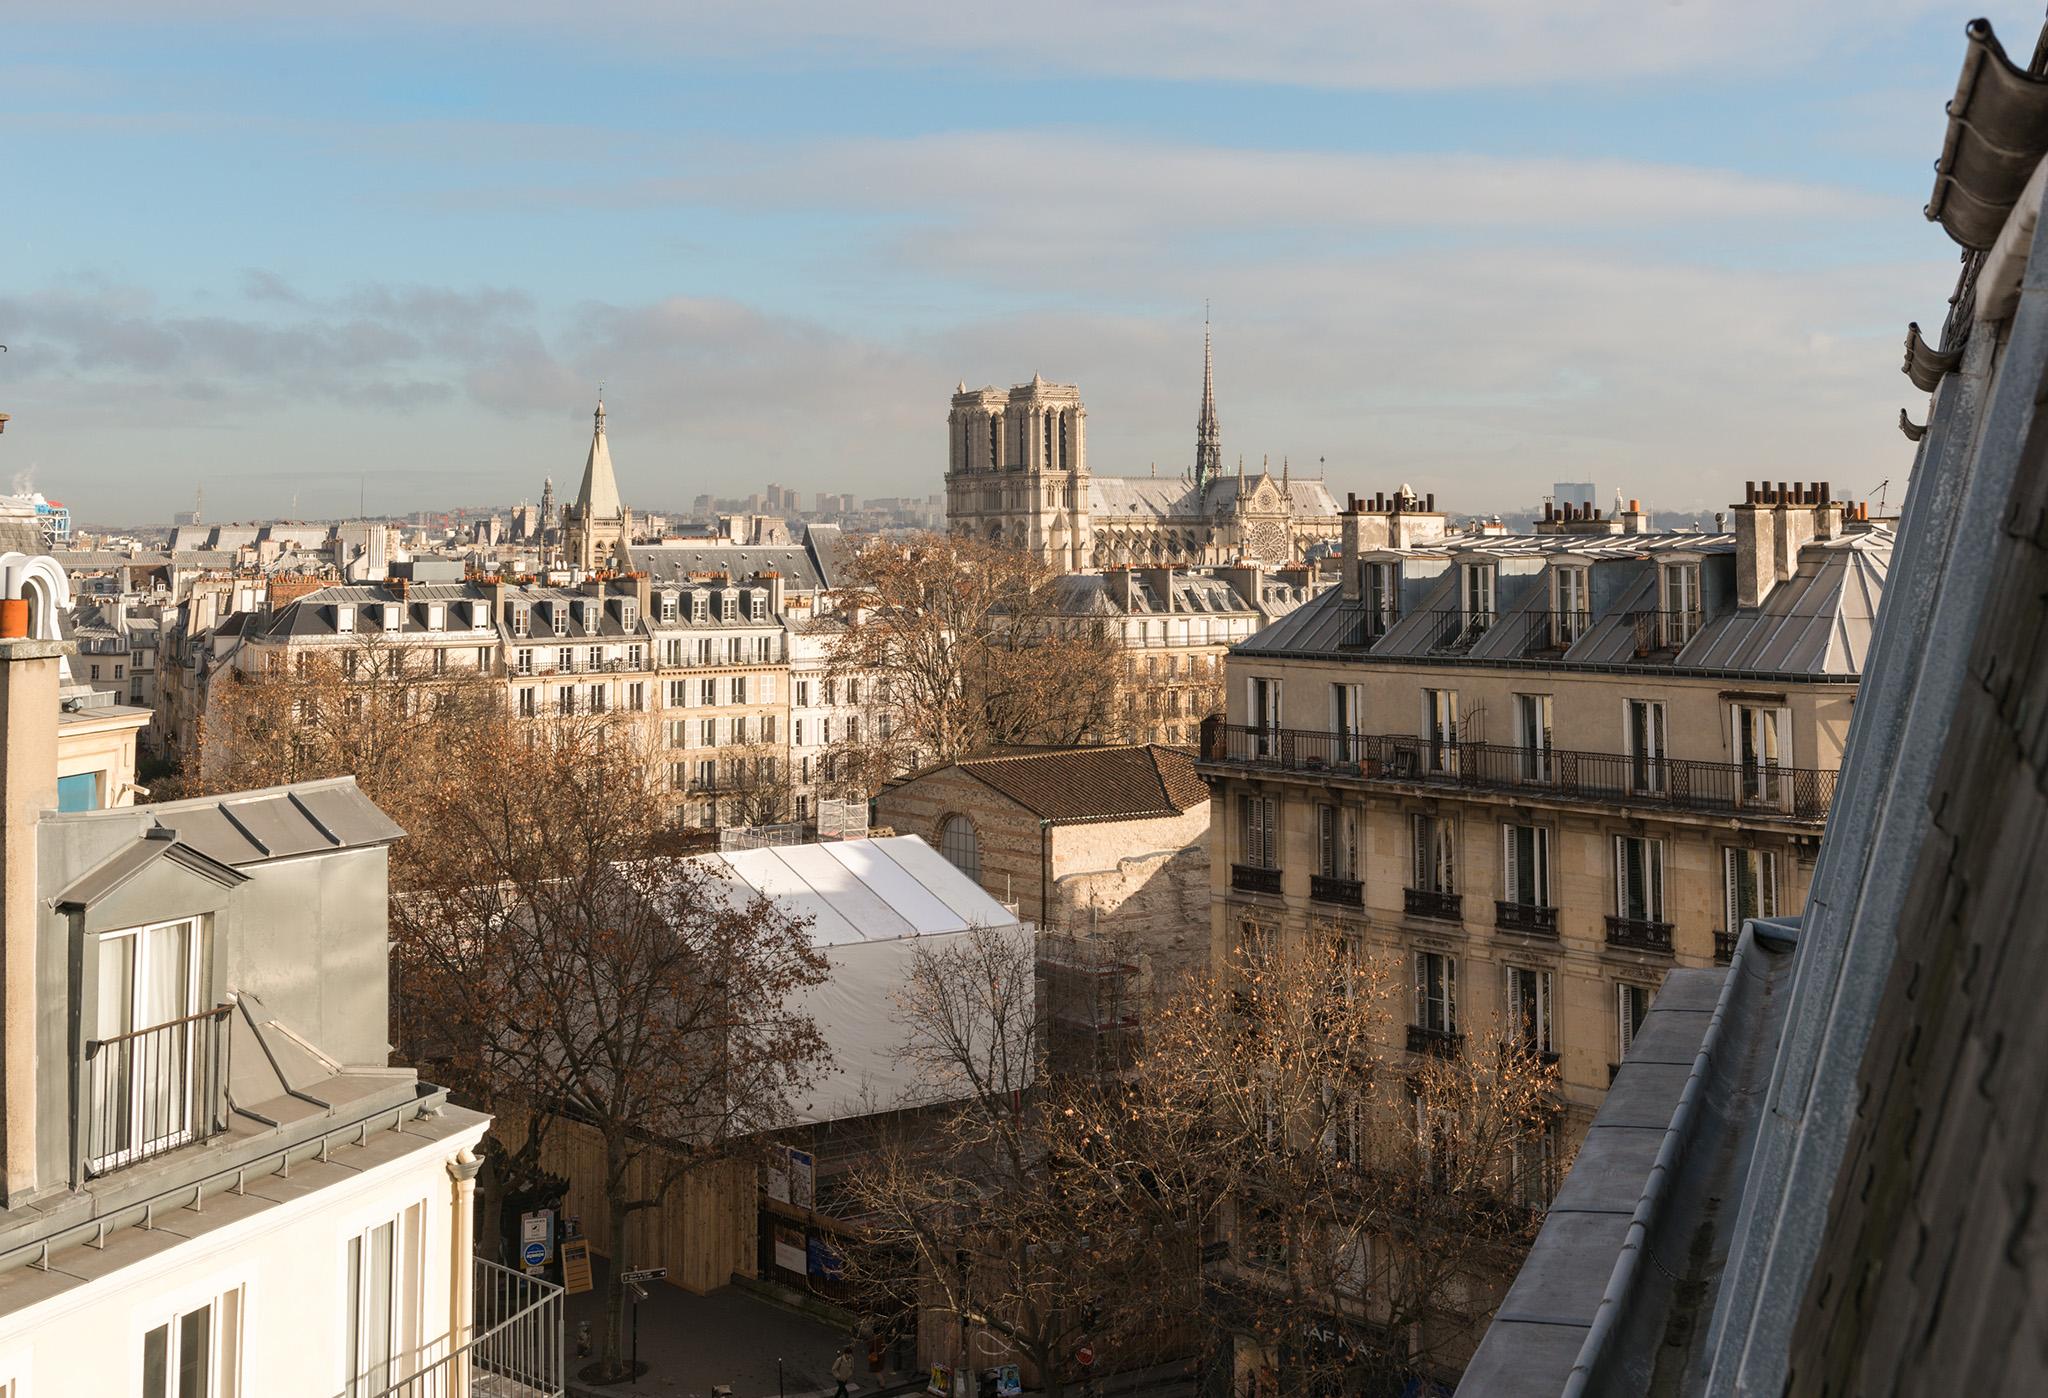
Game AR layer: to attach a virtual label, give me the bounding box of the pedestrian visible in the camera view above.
[832,1345,855,1398]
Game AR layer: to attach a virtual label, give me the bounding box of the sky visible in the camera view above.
[0,0,2032,525]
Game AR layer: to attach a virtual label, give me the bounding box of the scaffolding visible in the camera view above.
[1035,930,1145,1080]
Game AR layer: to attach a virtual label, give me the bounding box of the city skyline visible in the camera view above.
[0,0,2012,521]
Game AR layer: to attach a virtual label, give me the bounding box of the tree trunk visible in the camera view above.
[602,1139,633,1379]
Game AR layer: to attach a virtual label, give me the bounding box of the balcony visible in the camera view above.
[1309,874,1363,907]
[1407,1025,1464,1058]
[1605,915,1675,954]
[1420,607,1495,654]
[1714,930,1739,965]
[1199,724,1836,823]
[1495,901,1559,937]
[1623,608,1707,655]
[1232,863,1282,895]
[1404,888,1462,923]
[349,1256,565,1398]
[82,1005,233,1177]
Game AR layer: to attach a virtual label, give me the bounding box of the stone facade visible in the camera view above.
[944,359,1341,572]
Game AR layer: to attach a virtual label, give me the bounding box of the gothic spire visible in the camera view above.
[1195,309,1222,493]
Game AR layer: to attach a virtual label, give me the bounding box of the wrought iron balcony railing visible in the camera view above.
[1202,724,1836,822]
[1404,888,1462,922]
[1605,914,1676,954]
[1232,863,1282,895]
[1495,901,1560,937]
[83,1004,233,1177]
[1309,874,1363,907]
[1407,1024,1464,1058]
[1714,930,1739,965]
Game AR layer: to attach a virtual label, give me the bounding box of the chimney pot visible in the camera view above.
[1629,498,1640,512]
[1425,493,1435,511]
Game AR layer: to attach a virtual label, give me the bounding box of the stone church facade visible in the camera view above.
[944,333,1342,571]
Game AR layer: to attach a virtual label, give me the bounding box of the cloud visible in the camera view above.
[26,0,1956,90]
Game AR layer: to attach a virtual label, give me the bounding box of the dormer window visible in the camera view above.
[691,593,709,624]
[579,600,599,635]
[620,600,638,630]
[1361,560,1398,639]
[1552,566,1590,646]
[510,603,531,638]
[426,603,446,631]
[1660,561,1703,646]
[720,592,737,622]
[749,593,768,622]
[334,604,355,634]
[380,603,401,630]
[660,592,678,623]
[1460,561,1496,626]
[551,603,569,637]
[472,599,494,632]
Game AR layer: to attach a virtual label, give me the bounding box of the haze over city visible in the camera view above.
[2,0,2023,523]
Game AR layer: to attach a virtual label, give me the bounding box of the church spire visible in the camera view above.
[1195,308,1221,493]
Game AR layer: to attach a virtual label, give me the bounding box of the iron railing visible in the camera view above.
[1232,863,1282,895]
[1714,930,1739,965]
[1420,608,1495,653]
[1605,915,1675,954]
[83,1005,233,1177]
[1622,608,1706,654]
[1495,901,1559,937]
[1404,888,1462,922]
[1309,874,1363,907]
[1335,602,1399,649]
[1407,1025,1464,1058]
[1514,609,1593,653]
[1203,724,1836,822]
[348,1256,564,1398]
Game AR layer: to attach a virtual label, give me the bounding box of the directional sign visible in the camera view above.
[521,1240,548,1268]
[620,1266,668,1284]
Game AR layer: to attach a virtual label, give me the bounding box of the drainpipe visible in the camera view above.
[447,1149,482,1398]
[1039,819,1053,929]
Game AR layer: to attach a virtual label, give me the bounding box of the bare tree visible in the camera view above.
[824,533,1124,788]
[392,717,832,1379]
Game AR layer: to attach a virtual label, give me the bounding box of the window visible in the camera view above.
[1460,561,1496,629]
[114,663,125,680]
[1315,804,1356,880]
[1617,982,1653,1059]
[670,762,689,791]
[940,814,981,880]
[510,603,530,638]
[700,718,717,747]
[1505,965,1553,1056]
[720,592,737,622]
[1626,698,1668,794]
[589,685,607,713]
[588,645,603,671]
[1502,824,1550,907]
[793,718,805,747]
[1240,795,1277,871]
[750,593,767,621]
[661,594,679,623]
[1513,693,1552,782]
[627,682,646,711]
[431,649,446,676]
[91,917,207,1169]
[620,601,638,630]
[731,676,748,705]
[796,680,810,707]
[550,604,568,637]
[557,647,575,674]
[1732,703,1790,807]
[1553,566,1590,645]
[335,604,355,634]
[732,715,749,744]
[1362,560,1398,637]
[846,679,861,705]
[344,1205,423,1398]
[57,771,101,812]
[1249,676,1282,756]
[90,662,100,680]
[823,678,837,706]
[515,648,533,676]
[426,603,445,631]
[1412,813,1456,894]
[142,1287,243,1398]
[1661,562,1703,645]
[1424,688,1459,774]
[517,688,536,718]
[1615,836,1665,923]
[557,688,574,716]
[667,680,688,708]
[476,647,494,671]
[696,759,716,789]
[763,715,777,743]
[1724,847,1781,933]
[691,593,709,623]
[1414,951,1457,1033]
[1511,1121,1560,1210]
[666,719,688,749]
[699,679,717,707]
[1330,682,1363,762]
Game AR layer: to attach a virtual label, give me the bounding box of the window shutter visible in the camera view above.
[1440,818,1456,894]
[1318,806,1334,877]
[1503,825,1519,905]
[1412,815,1428,888]
[1761,851,1779,917]
[1445,956,1458,1032]
[1618,986,1635,1055]
[1413,953,1427,1026]
[1649,840,1664,920]
[1615,836,1629,917]
[759,674,776,702]
[1533,826,1549,905]
[1723,848,1740,933]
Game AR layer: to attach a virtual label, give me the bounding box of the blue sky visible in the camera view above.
[0,1,2028,523]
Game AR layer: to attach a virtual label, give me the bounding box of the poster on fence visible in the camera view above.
[774,1224,808,1275]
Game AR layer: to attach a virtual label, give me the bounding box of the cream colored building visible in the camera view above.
[1199,483,1889,1151]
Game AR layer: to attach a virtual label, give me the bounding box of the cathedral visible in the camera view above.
[559,397,633,571]
[943,327,1342,571]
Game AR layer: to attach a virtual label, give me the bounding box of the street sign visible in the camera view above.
[1075,1346,1094,1369]
[521,1240,548,1268]
[521,1210,555,1264]
[625,1279,648,1302]
[620,1266,668,1284]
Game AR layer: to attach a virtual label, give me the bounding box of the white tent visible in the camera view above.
[700,834,1032,1125]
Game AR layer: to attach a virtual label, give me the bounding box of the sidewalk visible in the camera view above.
[563,1259,918,1398]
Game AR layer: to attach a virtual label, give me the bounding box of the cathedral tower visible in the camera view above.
[560,397,632,572]
[945,376,1088,568]
[1195,315,1221,493]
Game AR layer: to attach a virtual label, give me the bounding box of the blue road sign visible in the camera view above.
[522,1240,548,1268]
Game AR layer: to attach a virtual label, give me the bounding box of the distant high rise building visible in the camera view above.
[1554,481,1597,512]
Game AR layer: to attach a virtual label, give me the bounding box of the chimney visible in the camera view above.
[1619,497,1650,534]
[1733,486,1777,609]
[1340,500,1364,600]
[1776,485,1817,581]
[0,631,63,1202]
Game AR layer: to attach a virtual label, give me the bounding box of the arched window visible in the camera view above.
[940,814,981,882]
